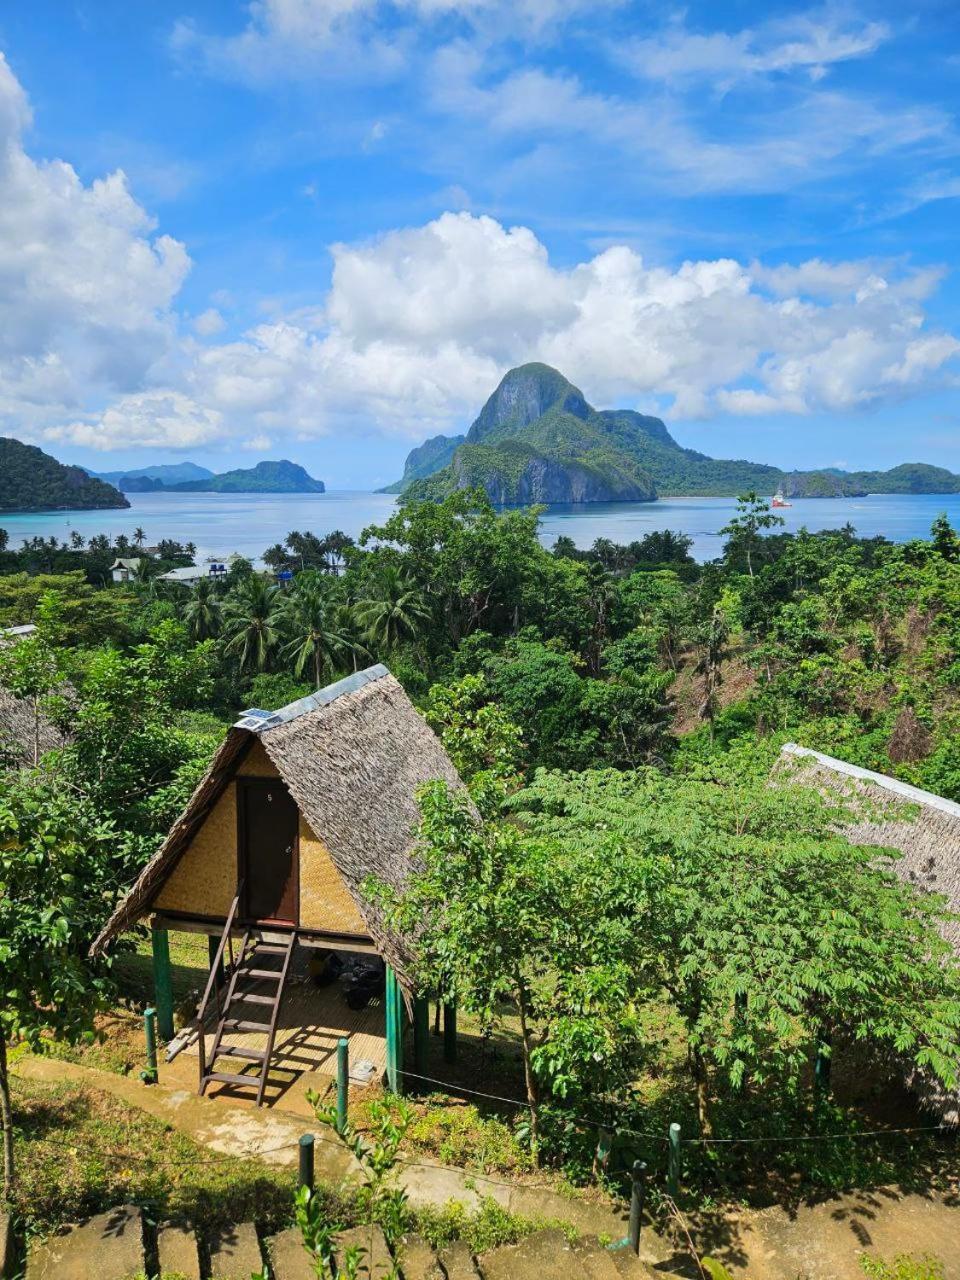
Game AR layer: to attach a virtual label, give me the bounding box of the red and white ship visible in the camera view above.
[771,487,792,508]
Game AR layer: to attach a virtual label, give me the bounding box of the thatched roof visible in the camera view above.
[780,744,960,1122]
[0,625,67,767]
[780,744,960,950]
[92,665,465,993]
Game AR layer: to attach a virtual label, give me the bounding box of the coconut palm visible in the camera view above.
[133,527,146,547]
[354,565,431,653]
[181,576,223,642]
[279,575,355,688]
[223,575,281,673]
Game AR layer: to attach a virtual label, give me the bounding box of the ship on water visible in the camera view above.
[772,487,792,508]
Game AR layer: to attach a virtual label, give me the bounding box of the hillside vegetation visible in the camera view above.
[0,438,129,513]
[396,363,960,503]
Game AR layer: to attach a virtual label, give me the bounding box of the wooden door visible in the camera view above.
[238,778,299,925]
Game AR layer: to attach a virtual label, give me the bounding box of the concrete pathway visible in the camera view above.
[13,1055,629,1240]
[16,1056,959,1277]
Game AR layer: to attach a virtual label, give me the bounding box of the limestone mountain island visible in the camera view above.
[385,363,960,505]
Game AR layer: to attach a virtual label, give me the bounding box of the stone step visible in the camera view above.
[265,1226,316,1280]
[208,1220,264,1279]
[480,1229,590,1280]
[440,1240,482,1279]
[156,1221,202,1279]
[26,1205,144,1280]
[573,1237,622,1280]
[335,1224,394,1279]
[395,1233,443,1279]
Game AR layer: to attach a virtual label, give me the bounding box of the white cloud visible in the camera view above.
[193,308,226,337]
[0,53,189,437]
[46,391,227,451]
[619,12,890,87]
[63,211,954,448]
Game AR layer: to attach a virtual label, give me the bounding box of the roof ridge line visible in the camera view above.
[234,663,392,732]
[781,742,960,819]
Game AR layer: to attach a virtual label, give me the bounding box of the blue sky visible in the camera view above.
[0,1,958,487]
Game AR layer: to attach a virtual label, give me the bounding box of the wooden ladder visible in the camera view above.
[197,906,298,1107]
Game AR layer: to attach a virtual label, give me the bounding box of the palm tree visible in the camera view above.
[354,565,431,653]
[223,575,281,673]
[182,577,223,642]
[69,530,85,550]
[279,576,354,687]
[133,527,146,547]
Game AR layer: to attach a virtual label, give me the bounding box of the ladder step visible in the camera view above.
[232,991,277,1006]
[202,1070,263,1087]
[237,967,284,981]
[255,943,292,955]
[215,1045,267,1062]
[221,1018,272,1033]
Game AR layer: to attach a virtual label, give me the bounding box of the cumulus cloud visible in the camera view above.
[46,391,228,451]
[0,53,189,438]
[59,211,957,449]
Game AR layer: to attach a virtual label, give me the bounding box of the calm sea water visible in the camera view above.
[3,489,960,564]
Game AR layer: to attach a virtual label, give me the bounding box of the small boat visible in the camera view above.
[771,488,792,508]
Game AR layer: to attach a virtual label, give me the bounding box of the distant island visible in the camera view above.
[0,438,129,513]
[386,363,960,504]
[89,459,325,495]
[94,462,215,492]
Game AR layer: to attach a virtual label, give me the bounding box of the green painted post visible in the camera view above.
[140,1007,158,1085]
[299,1134,315,1189]
[443,1003,457,1064]
[413,996,429,1087]
[336,1037,349,1131]
[151,927,174,1042]
[385,966,404,1095]
[667,1123,681,1200]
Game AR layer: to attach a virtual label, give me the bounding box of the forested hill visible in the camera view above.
[394,363,960,503]
[0,438,129,513]
[166,460,325,493]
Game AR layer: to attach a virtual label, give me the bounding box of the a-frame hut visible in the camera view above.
[93,665,465,1105]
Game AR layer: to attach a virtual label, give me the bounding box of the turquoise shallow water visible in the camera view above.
[3,489,960,564]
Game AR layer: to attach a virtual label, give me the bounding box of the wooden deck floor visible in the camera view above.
[175,949,388,1107]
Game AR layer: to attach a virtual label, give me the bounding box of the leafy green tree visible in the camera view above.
[424,673,523,810]
[518,749,960,1135]
[376,781,649,1158]
[695,602,731,741]
[223,574,281,673]
[280,573,354,688]
[180,576,223,642]
[931,513,960,562]
[0,775,116,1195]
[720,492,785,577]
[354,564,431,652]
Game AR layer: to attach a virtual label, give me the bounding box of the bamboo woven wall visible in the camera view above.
[240,740,280,778]
[154,781,238,917]
[299,818,368,934]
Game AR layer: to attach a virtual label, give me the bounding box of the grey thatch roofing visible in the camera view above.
[0,625,67,767]
[0,687,67,766]
[780,744,960,1123]
[780,744,960,951]
[92,664,465,993]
